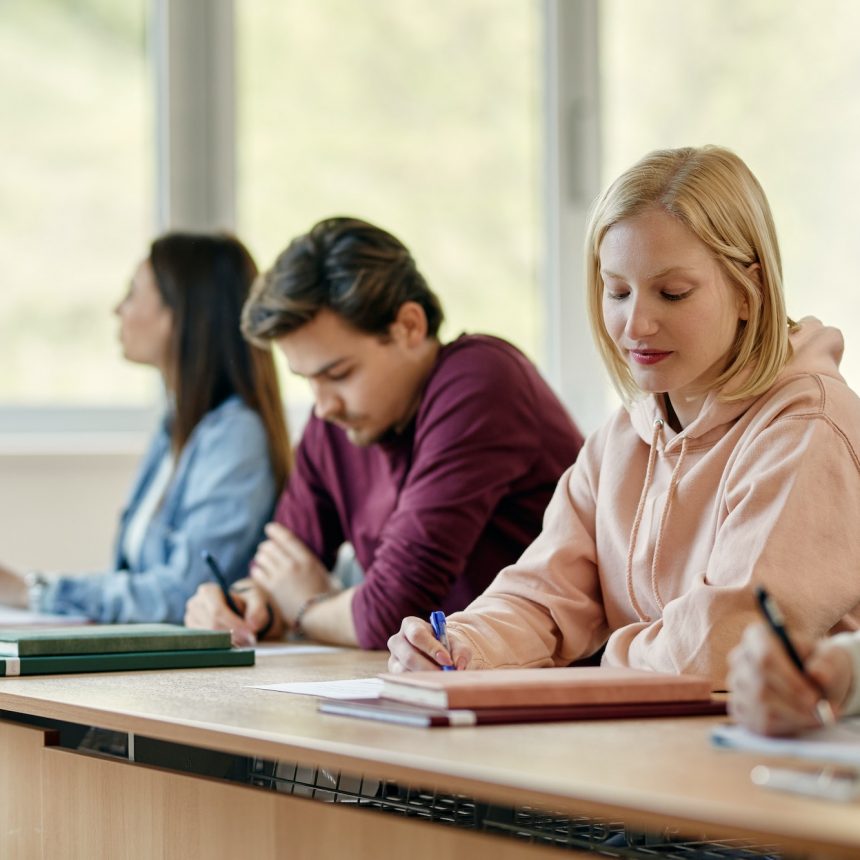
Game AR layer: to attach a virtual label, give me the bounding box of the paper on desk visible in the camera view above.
[254,644,344,657]
[0,605,88,627]
[712,719,860,767]
[252,677,384,700]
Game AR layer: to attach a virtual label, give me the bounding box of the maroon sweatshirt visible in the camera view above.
[274,334,584,648]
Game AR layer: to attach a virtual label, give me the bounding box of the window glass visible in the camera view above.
[236,0,541,408]
[602,0,860,387]
[0,0,154,406]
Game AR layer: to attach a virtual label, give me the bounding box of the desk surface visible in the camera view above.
[0,645,857,856]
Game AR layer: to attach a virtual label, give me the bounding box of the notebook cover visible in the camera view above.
[378,666,713,709]
[0,623,231,657]
[320,696,727,728]
[0,647,254,676]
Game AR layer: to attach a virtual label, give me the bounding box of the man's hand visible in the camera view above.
[185,580,285,646]
[0,563,28,608]
[250,523,332,626]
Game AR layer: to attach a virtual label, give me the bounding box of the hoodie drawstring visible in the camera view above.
[625,418,662,622]
[649,436,688,612]
[625,420,689,620]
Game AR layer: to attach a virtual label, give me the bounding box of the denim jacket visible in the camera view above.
[41,395,277,623]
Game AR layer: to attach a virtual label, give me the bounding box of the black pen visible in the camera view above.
[754,586,835,726]
[202,551,243,617]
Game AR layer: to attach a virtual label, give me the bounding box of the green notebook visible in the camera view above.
[0,623,231,657]
[0,647,254,677]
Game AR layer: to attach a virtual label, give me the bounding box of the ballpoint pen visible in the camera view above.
[751,765,860,802]
[202,551,243,616]
[430,610,456,671]
[755,586,836,726]
[202,550,274,639]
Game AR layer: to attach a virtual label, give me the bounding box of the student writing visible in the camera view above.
[388,145,860,685]
[728,622,860,736]
[185,217,584,647]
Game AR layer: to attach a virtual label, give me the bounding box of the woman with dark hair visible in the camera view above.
[0,232,290,623]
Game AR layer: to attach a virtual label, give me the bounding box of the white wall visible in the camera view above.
[0,405,308,574]
[0,448,140,572]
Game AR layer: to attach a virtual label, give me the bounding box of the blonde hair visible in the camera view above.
[586,145,794,403]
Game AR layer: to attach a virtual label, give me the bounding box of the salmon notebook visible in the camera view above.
[319,696,725,728]
[377,666,714,710]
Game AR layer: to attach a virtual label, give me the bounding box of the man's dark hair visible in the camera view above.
[241,217,444,344]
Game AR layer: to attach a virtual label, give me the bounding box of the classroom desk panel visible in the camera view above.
[0,647,858,858]
[0,720,56,858]
[37,744,568,860]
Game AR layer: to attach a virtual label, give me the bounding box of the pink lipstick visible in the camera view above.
[630,350,672,366]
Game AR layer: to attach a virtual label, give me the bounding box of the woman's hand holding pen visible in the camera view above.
[387,616,473,673]
[728,622,853,736]
[185,579,285,647]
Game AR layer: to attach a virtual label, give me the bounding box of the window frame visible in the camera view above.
[541,0,612,434]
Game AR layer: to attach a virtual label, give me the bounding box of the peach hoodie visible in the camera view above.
[447,318,860,687]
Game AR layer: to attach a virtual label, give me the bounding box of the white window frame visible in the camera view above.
[542,0,614,435]
[152,0,236,233]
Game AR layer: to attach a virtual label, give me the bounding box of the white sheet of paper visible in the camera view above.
[712,718,860,767]
[252,677,384,700]
[0,605,88,627]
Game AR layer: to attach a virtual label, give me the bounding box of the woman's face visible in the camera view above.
[600,207,749,424]
[114,258,174,373]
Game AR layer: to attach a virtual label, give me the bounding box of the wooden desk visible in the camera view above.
[0,646,857,859]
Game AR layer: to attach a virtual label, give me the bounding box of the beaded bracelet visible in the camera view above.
[292,590,336,638]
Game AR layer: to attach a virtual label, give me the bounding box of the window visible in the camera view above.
[0,0,154,408]
[236,0,542,407]
[602,0,860,388]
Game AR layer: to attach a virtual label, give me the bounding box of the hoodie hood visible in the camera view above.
[628,316,845,447]
[622,317,847,624]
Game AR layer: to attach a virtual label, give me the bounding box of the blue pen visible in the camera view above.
[430,610,456,671]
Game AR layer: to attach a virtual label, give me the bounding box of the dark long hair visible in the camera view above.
[148,232,290,488]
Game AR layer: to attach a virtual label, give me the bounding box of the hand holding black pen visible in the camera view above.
[754,586,836,726]
[202,551,244,616]
[201,551,274,640]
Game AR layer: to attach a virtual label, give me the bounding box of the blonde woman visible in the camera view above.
[388,145,860,686]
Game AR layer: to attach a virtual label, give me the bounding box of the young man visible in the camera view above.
[185,217,583,648]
